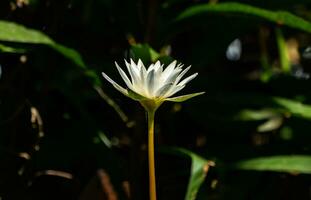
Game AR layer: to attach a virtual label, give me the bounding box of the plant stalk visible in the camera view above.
[147,110,156,200]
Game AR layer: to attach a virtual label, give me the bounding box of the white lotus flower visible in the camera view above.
[102,59,204,200]
[102,59,204,110]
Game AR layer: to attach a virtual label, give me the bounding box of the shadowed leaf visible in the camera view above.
[273,97,311,120]
[175,2,311,33]
[0,43,26,53]
[171,148,213,200]
[0,20,86,68]
[236,155,311,174]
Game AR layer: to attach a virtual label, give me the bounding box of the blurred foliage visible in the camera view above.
[235,155,311,174]
[166,148,214,200]
[1,0,311,200]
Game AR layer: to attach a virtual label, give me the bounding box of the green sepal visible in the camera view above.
[165,92,205,102]
[127,89,148,101]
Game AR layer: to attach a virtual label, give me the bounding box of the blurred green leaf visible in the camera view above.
[130,43,160,63]
[236,155,311,174]
[257,117,283,132]
[0,43,26,53]
[0,20,130,126]
[235,109,283,132]
[236,109,279,121]
[280,126,294,140]
[93,131,112,148]
[275,27,291,73]
[0,21,53,44]
[273,97,311,120]
[51,43,86,69]
[0,20,86,68]
[173,148,211,200]
[175,2,311,33]
[235,97,311,121]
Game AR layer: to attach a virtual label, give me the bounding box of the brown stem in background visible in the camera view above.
[98,169,118,200]
[94,86,135,128]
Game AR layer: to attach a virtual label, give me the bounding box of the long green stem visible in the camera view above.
[147,110,157,200]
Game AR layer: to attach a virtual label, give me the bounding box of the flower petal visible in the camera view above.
[175,65,191,84]
[147,69,155,97]
[178,73,198,86]
[138,59,147,73]
[147,63,155,73]
[155,83,173,97]
[115,62,134,90]
[127,59,140,77]
[164,67,182,85]
[154,65,165,90]
[125,59,141,90]
[165,92,205,102]
[153,61,161,72]
[102,72,129,96]
[164,85,185,97]
[161,60,177,81]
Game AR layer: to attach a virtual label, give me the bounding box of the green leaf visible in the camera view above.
[51,43,87,69]
[235,109,279,121]
[172,148,212,200]
[235,109,283,132]
[0,21,129,125]
[130,43,160,63]
[256,117,283,132]
[273,97,311,120]
[93,131,112,148]
[0,21,53,44]
[0,20,86,69]
[235,155,311,174]
[235,97,311,121]
[0,43,26,53]
[166,92,205,102]
[175,2,311,33]
[275,28,291,73]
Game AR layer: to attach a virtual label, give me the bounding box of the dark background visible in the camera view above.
[0,0,311,199]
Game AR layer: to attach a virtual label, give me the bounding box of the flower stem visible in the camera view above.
[147,110,157,200]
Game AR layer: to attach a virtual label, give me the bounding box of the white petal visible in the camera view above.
[130,58,137,69]
[147,69,155,97]
[154,65,164,90]
[129,59,140,77]
[164,68,182,85]
[147,63,155,73]
[139,62,146,85]
[153,61,161,72]
[138,59,147,73]
[102,72,128,96]
[115,62,134,90]
[125,60,140,88]
[161,60,177,81]
[175,65,191,84]
[164,85,185,98]
[177,63,184,68]
[178,73,198,86]
[155,83,173,97]
[124,59,130,68]
[138,64,148,97]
